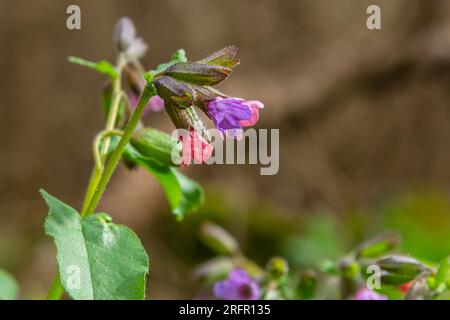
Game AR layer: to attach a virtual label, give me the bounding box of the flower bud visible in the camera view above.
[154,76,195,108]
[198,46,240,68]
[361,255,429,285]
[130,128,181,166]
[266,257,289,281]
[164,62,232,86]
[297,269,317,300]
[113,17,147,59]
[200,223,240,256]
[340,257,360,299]
[114,17,136,52]
[164,100,207,134]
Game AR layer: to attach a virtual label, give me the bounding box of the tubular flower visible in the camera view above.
[213,269,260,300]
[354,288,388,300]
[130,94,165,117]
[206,97,264,138]
[153,46,264,162]
[180,129,213,166]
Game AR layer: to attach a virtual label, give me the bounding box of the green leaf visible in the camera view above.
[435,257,450,289]
[68,56,118,78]
[107,136,204,219]
[41,190,149,300]
[0,269,18,300]
[129,150,203,220]
[354,233,400,259]
[152,49,187,74]
[130,128,181,166]
[122,140,203,219]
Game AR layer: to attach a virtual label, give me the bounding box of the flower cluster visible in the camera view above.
[153,46,264,165]
[113,18,264,166]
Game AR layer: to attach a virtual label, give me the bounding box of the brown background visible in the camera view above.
[0,0,449,298]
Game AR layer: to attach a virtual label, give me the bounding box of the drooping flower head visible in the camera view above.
[213,268,260,300]
[206,97,264,138]
[153,46,264,162]
[354,288,388,300]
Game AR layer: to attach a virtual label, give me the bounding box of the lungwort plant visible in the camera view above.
[41,17,263,300]
[195,225,450,300]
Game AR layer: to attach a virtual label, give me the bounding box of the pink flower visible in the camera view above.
[130,94,165,117]
[213,269,260,300]
[240,100,264,127]
[180,129,213,166]
[354,288,388,300]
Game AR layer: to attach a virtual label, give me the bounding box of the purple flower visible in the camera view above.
[130,94,165,117]
[213,268,260,300]
[354,288,388,300]
[206,97,260,139]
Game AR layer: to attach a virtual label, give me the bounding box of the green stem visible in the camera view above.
[100,55,126,157]
[46,56,128,300]
[84,83,155,216]
[80,56,125,216]
[93,129,124,171]
[46,272,64,300]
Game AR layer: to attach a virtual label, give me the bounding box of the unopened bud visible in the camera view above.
[266,257,289,281]
[297,269,317,300]
[165,62,232,86]
[200,223,240,256]
[114,17,136,52]
[113,17,147,59]
[154,76,195,108]
[362,255,428,285]
[164,102,209,142]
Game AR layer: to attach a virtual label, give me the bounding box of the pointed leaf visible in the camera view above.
[41,190,149,300]
[68,56,118,78]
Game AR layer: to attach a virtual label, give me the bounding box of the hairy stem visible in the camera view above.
[80,55,125,216]
[84,83,154,216]
[46,55,131,300]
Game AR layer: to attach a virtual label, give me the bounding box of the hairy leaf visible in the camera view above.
[41,190,149,300]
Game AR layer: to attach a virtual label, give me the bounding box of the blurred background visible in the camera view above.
[1,0,450,299]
